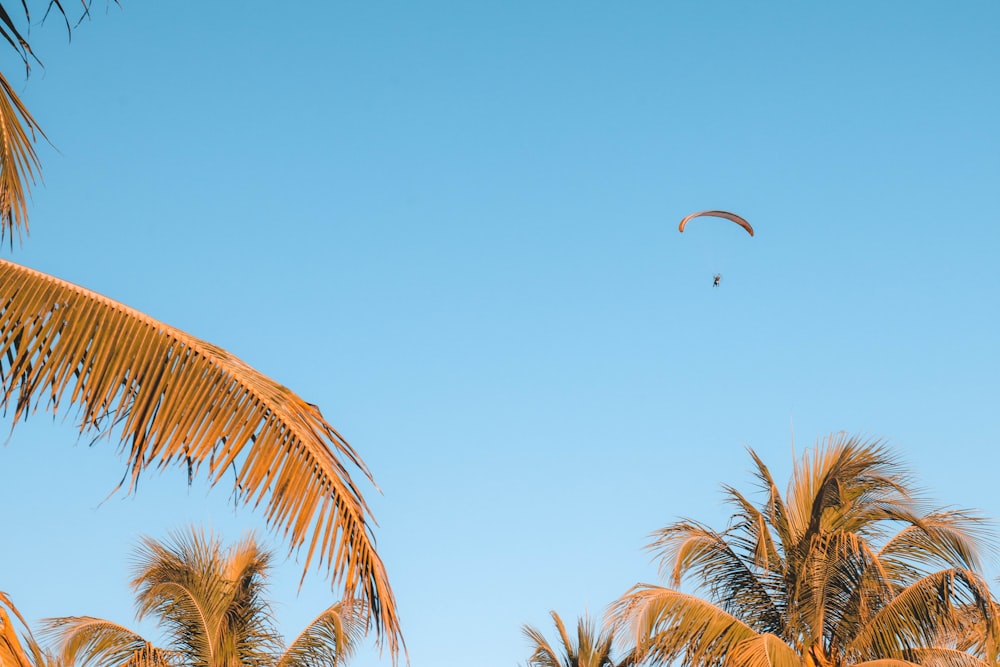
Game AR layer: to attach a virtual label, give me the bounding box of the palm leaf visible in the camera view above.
[523,611,625,667]
[723,633,801,667]
[647,521,782,633]
[902,647,991,667]
[39,616,169,667]
[1,592,35,667]
[607,584,756,666]
[0,2,34,63]
[277,600,367,667]
[522,622,562,667]
[0,71,43,246]
[0,259,400,654]
[574,614,616,667]
[878,509,991,576]
[847,568,990,660]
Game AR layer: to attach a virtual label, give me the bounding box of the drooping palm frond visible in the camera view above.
[0,71,43,245]
[0,0,118,246]
[646,521,782,634]
[942,598,1000,662]
[723,633,801,667]
[877,509,991,578]
[1,591,36,667]
[522,624,562,667]
[902,646,991,667]
[39,616,170,667]
[847,568,993,662]
[607,585,756,666]
[0,2,34,65]
[276,600,367,667]
[0,260,400,654]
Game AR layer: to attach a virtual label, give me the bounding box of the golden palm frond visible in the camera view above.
[903,646,991,667]
[607,585,755,666]
[878,509,990,576]
[0,260,400,654]
[646,521,782,633]
[572,614,617,667]
[721,484,782,572]
[847,568,992,661]
[523,611,625,667]
[522,614,564,667]
[0,71,43,246]
[723,633,801,667]
[39,616,160,667]
[783,435,911,547]
[745,449,791,549]
[277,600,367,667]
[1,592,35,667]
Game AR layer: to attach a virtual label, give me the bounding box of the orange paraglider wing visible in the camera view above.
[678,210,754,237]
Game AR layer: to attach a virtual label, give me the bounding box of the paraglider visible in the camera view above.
[678,210,753,237]
[678,210,753,287]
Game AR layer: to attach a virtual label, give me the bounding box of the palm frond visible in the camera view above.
[607,584,756,666]
[572,613,617,667]
[523,611,624,667]
[721,484,782,572]
[723,633,801,667]
[0,72,43,246]
[647,521,782,633]
[878,509,991,576]
[522,621,563,667]
[745,448,793,553]
[0,2,34,64]
[847,568,992,660]
[39,616,159,667]
[0,260,400,654]
[784,435,912,551]
[902,646,992,667]
[276,600,368,667]
[1,592,35,667]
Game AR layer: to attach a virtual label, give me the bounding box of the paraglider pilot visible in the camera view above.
[713,274,722,288]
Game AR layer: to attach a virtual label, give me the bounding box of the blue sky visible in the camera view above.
[1,2,999,665]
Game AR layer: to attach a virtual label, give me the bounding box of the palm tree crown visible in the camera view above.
[43,527,368,667]
[523,610,634,667]
[609,434,997,667]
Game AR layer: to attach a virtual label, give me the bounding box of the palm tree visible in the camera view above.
[523,610,634,667]
[43,527,368,667]
[608,434,998,667]
[0,3,399,652]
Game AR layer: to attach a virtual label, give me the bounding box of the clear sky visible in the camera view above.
[1,2,999,666]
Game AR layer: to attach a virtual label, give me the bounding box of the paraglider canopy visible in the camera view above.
[678,210,753,237]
